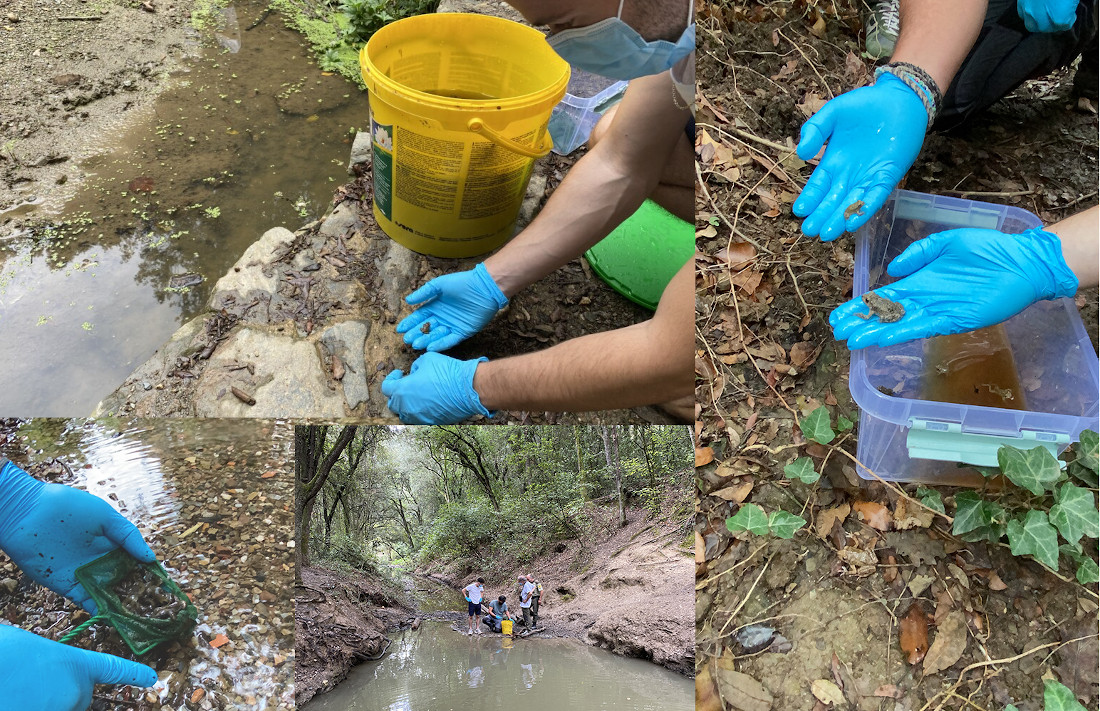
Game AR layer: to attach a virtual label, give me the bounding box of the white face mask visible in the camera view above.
[546,0,695,80]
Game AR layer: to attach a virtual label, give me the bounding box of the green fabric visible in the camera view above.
[584,199,694,311]
[65,549,197,655]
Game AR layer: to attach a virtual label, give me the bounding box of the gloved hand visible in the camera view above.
[793,73,928,241]
[381,352,492,424]
[0,624,157,711]
[0,460,157,614]
[831,226,1079,349]
[396,263,509,352]
[1018,0,1077,32]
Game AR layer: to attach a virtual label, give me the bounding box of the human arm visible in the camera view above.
[473,259,693,412]
[793,0,987,240]
[830,207,1093,349]
[384,260,692,421]
[0,624,157,711]
[395,72,689,353]
[0,459,157,614]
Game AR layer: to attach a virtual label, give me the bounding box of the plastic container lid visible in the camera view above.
[849,190,1100,482]
[584,199,694,310]
[548,67,628,155]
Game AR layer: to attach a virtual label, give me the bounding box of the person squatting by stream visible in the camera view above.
[0,458,159,710]
[786,0,1097,348]
[381,0,696,424]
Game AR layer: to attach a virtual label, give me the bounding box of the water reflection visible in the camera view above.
[305,621,692,711]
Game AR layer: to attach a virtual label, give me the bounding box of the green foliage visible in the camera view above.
[783,457,820,484]
[726,504,806,539]
[946,434,1099,582]
[917,486,945,514]
[799,406,835,445]
[997,445,1062,496]
[836,414,854,433]
[340,0,440,48]
[1043,679,1086,711]
[1006,510,1060,570]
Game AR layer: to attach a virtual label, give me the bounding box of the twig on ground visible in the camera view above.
[784,249,813,326]
[775,27,834,98]
[717,554,773,637]
[696,542,768,591]
[695,159,771,253]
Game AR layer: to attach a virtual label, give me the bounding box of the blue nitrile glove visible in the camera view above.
[1018,0,1077,32]
[381,352,492,424]
[793,73,928,241]
[0,459,157,614]
[396,263,509,352]
[831,226,1079,349]
[0,624,157,711]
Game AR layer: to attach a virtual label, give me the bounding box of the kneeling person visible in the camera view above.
[482,595,512,633]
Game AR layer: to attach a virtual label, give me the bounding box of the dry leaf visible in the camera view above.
[731,268,763,295]
[815,503,850,540]
[716,242,756,269]
[789,341,819,369]
[809,9,827,38]
[715,669,774,711]
[712,482,754,503]
[852,500,893,531]
[261,471,277,479]
[695,447,715,467]
[987,571,1007,591]
[900,603,929,665]
[893,496,933,529]
[696,667,723,711]
[811,679,845,706]
[923,610,968,676]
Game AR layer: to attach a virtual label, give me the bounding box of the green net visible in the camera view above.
[60,549,198,655]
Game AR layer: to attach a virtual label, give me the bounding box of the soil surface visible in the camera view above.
[0,0,199,215]
[421,503,696,674]
[294,565,412,706]
[695,3,1098,710]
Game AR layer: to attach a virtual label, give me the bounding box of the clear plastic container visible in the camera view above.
[548,68,628,155]
[849,190,1100,485]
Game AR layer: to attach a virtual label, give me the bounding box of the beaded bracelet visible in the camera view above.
[874,62,942,128]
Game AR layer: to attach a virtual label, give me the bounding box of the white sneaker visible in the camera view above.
[475,628,483,635]
[466,630,471,636]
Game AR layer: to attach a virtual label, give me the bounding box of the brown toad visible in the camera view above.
[857,292,905,323]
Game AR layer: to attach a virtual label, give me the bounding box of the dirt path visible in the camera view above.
[0,0,200,218]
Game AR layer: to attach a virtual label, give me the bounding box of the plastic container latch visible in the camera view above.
[906,418,1070,468]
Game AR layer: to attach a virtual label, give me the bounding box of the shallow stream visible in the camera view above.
[303,621,692,711]
[0,0,369,414]
[0,418,295,709]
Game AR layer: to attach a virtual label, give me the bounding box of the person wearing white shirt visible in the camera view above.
[462,577,486,636]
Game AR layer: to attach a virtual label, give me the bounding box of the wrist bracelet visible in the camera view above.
[874,62,942,128]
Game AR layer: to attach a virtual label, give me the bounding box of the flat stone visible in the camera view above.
[349,131,372,173]
[210,227,295,302]
[319,202,361,239]
[193,326,345,417]
[378,237,420,315]
[518,173,547,226]
[319,320,369,409]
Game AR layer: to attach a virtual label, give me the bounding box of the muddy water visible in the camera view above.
[0,418,295,709]
[0,1,372,414]
[304,621,692,711]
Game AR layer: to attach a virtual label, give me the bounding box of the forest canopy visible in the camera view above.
[294,425,692,580]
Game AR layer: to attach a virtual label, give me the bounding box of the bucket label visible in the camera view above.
[371,118,394,221]
[394,126,465,213]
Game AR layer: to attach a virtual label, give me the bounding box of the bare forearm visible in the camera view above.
[472,261,693,411]
[1048,205,1099,288]
[892,0,987,89]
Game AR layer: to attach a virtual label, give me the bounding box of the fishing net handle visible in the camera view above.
[59,614,107,645]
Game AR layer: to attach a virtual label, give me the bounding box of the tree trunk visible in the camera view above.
[600,426,627,527]
[295,425,357,582]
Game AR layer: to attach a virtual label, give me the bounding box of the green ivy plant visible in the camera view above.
[726,503,806,539]
[1006,679,1086,711]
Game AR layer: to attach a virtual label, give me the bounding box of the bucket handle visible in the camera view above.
[467,118,552,159]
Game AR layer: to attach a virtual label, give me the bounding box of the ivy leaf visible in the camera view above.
[836,414,854,433]
[1077,429,1099,474]
[1068,460,1099,488]
[952,491,992,536]
[917,486,945,514]
[1043,679,1087,711]
[1006,510,1060,570]
[799,407,835,445]
[1075,556,1099,584]
[767,511,806,539]
[783,457,820,484]
[997,445,1061,495]
[727,504,770,536]
[1048,482,1099,546]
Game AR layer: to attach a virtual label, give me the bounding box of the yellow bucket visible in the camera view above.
[501,619,513,635]
[360,13,570,258]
